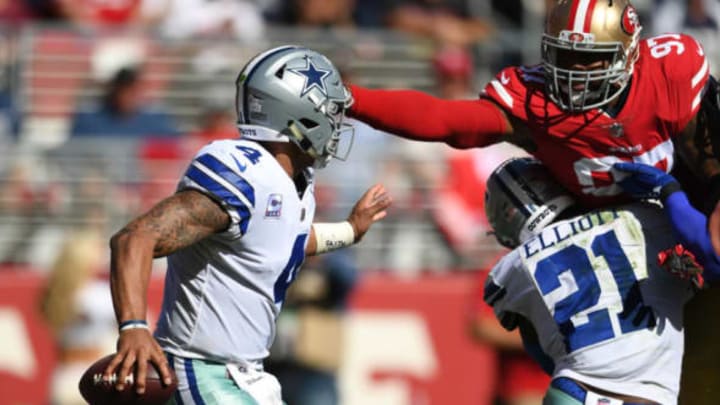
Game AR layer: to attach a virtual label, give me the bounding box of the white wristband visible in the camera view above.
[313,221,356,254]
[119,320,150,332]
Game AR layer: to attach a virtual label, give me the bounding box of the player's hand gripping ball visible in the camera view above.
[79,354,178,405]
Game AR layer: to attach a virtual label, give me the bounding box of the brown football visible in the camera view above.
[78,354,178,405]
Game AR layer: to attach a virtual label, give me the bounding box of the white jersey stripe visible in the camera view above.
[692,87,704,111]
[573,0,593,32]
[692,58,709,88]
[490,80,514,108]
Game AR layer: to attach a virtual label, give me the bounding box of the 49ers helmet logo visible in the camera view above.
[569,32,586,42]
[621,5,640,35]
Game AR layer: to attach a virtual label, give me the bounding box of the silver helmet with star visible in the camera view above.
[235,45,354,168]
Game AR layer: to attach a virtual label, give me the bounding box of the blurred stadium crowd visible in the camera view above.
[1,1,720,404]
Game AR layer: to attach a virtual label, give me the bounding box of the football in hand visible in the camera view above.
[78,354,178,405]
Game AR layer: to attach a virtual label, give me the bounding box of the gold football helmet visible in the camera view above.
[542,0,642,112]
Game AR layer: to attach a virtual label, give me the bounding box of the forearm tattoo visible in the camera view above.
[117,190,230,257]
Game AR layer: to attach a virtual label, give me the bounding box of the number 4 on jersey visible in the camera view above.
[273,234,307,307]
[236,145,262,165]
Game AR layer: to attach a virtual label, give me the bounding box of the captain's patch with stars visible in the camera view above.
[289,58,331,97]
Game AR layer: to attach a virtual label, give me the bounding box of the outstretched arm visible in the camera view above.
[307,184,392,255]
[105,190,229,394]
[614,162,720,281]
[348,85,511,149]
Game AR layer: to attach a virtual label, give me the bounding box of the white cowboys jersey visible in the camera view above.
[155,139,316,364]
[485,203,695,405]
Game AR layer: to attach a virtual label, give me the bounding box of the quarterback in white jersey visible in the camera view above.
[103,46,391,405]
[483,158,696,405]
[155,138,319,363]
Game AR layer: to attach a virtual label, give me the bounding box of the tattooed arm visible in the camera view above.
[104,190,229,394]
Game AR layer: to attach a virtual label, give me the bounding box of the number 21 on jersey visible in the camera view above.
[530,221,655,352]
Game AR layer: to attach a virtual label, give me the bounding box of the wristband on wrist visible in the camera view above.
[313,221,356,254]
[660,181,682,202]
[119,319,149,332]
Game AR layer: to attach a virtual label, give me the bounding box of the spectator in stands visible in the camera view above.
[0,0,36,23]
[40,225,116,405]
[136,100,236,212]
[351,0,392,27]
[428,45,526,268]
[70,66,179,138]
[52,0,168,28]
[154,0,264,41]
[188,95,237,146]
[652,0,720,72]
[0,28,19,138]
[0,158,63,266]
[386,0,493,46]
[267,0,356,28]
[653,0,720,32]
[432,45,475,100]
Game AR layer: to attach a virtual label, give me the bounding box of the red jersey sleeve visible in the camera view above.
[645,33,710,134]
[348,85,509,149]
[482,65,545,121]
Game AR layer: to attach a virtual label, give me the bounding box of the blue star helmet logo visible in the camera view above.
[289,57,332,97]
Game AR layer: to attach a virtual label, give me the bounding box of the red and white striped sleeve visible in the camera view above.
[482,65,542,121]
[650,33,711,134]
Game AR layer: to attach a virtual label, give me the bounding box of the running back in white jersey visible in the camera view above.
[155,139,316,364]
[485,203,695,405]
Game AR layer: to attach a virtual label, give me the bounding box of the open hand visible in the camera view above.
[347,184,392,241]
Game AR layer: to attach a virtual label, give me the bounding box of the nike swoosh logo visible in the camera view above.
[501,72,510,85]
[232,155,247,172]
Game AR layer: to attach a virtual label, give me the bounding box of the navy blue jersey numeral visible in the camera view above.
[274,234,308,306]
[534,229,654,352]
[236,145,262,165]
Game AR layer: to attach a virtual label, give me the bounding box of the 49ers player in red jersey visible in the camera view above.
[348,0,720,210]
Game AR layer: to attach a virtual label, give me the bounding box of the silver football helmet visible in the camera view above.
[235,45,354,168]
[485,157,576,248]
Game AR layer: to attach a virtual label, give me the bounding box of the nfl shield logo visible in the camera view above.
[265,194,283,218]
[597,399,611,405]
